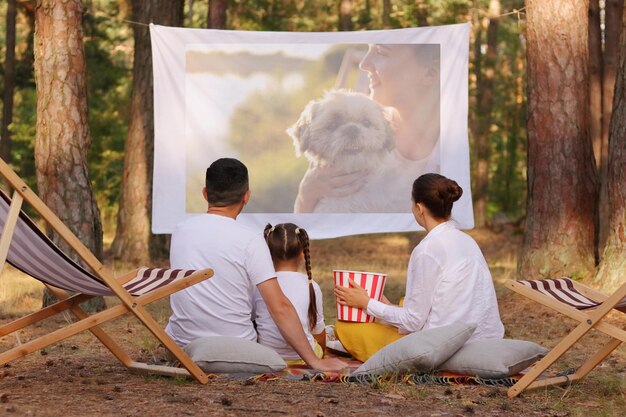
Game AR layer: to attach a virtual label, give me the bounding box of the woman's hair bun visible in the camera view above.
[412,173,463,219]
[446,179,463,202]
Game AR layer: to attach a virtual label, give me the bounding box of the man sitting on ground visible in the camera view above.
[165,158,345,371]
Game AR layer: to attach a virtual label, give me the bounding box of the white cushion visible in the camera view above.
[184,336,287,373]
[439,339,549,378]
[353,322,476,375]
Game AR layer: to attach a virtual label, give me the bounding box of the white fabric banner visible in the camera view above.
[151,23,472,238]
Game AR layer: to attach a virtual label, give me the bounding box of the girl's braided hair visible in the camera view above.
[264,223,318,330]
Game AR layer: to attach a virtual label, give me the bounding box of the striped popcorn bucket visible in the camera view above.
[334,270,387,323]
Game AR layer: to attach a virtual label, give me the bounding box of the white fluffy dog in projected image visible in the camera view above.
[287,90,406,213]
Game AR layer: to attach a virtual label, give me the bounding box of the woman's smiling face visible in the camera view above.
[359,44,433,108]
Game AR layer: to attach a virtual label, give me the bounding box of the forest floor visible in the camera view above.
[0,227,625,417]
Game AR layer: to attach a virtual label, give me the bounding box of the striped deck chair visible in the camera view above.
[0,158,213,383]
[504,277,626,397]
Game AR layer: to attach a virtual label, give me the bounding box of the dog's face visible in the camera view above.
[287,90,395,171]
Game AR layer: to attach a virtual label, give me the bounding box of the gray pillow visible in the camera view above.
[353,322,476,375]
[438,339,549,378]
[184,336,287,373]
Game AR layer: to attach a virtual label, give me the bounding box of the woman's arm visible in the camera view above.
[294,165,367,213]
[380,294,392,305]
[335,251,442,334]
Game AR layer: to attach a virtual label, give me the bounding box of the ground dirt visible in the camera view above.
[0,228,624,417]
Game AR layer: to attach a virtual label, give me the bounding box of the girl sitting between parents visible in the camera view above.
[334,173,505,362]
[252,223,326,364]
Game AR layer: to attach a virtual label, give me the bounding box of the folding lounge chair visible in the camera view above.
[0,158,213,383]
[504,277,626,397]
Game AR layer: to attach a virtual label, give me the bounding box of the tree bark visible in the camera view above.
[111,0,183,263]
[34,0,105,310]
[598,0,625,250]
[519,0,597,279]
[208,0,227,29]
[589,0,603,262]
[1,0,17,163]
[473,0,500,228]
[588,0,602,170]
[339,0,353,31]
[382,0,391,28]
[594,2,626,291]
[414,0,428,26]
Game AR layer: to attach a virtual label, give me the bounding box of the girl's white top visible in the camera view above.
[253,271,325,360]
[367,220,504,341]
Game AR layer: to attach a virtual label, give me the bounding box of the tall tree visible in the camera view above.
[472,0,500,228]
[208,0,227,29]
[34,0,105,310]
[594,3,626,291]
[588,0,602,170]
[382,0,391,27]
[598,0,625,249]
[413,0,428,26]
[1,0,17,163]
[339,0,353,31]
[518,0,597,279]
[111,0,184,263]
[188,0,194,26]
[589,0,603,260]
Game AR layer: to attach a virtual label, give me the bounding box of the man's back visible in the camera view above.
[165,214,276,346]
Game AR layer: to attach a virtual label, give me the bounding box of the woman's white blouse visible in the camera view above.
[366,221,504,341]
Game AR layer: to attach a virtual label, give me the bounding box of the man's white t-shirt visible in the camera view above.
[252,271,325,360]
[165,214,276,346]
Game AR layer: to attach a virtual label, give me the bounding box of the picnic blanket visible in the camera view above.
[250,359,521,387]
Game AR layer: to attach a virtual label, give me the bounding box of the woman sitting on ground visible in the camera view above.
[334,173,504,361]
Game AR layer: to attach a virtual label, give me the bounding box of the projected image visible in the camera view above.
[184,43,440,214]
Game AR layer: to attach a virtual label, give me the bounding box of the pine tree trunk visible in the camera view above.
[589,0,602,169]
[111,0,183,263]
[1,0,17,163]
[594,3,626,291]
[382,0,391,27]
[34,0,105,310]
[519,0,597,279]
[413,0,428,26]
[598,0,625,250]
[473,0,499,228]
[469,5,482,195]
[339,0,353,31]
[188,0,194,26]
[208,0,227,29]
[589,0,603,262]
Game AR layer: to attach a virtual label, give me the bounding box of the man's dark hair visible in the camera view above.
[205,158,249,207]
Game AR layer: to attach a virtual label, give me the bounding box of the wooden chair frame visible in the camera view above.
[0,158,213,383]
[504,278,626,398]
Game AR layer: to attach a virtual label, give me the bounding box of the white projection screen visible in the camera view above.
[151,23,472,238]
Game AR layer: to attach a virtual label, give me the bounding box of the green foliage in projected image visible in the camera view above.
[228,45,364,212]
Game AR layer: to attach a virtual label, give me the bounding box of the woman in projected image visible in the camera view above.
[294,43,441,213]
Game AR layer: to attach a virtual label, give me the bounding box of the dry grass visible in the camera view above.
[1,228,624,417]
[0,264,45,317]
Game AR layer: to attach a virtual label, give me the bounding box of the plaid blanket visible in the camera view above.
[250,359,521,387]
